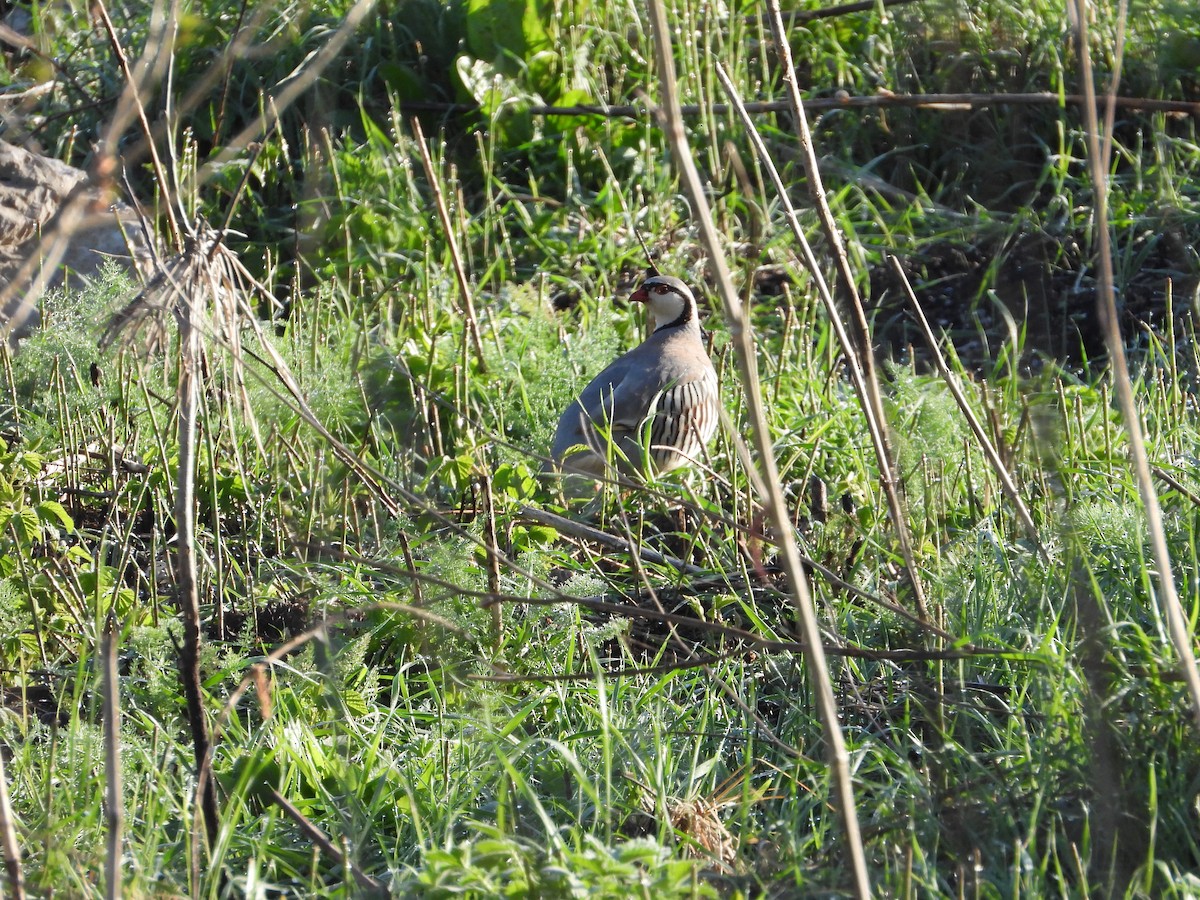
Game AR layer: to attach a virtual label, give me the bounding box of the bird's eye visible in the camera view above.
[654,285,668,294]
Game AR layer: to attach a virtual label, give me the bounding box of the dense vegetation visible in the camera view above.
[2,0,1200,895]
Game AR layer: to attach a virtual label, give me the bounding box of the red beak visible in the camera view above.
[629,286,649,304]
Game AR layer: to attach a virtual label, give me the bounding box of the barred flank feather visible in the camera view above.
[649,371,719,471]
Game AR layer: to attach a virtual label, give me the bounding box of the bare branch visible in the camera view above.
[102,617,124,900]
[411,117,488,371]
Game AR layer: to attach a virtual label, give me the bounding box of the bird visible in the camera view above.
[550,274,719,480]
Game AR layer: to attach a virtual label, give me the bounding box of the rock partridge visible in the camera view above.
[550,274,719,479]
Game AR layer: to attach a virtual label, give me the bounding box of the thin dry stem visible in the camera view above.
[268,790,386,897]
[0,741,25,900]
[1072,0,1200,726]
[4,0,375,347]
[201,0,379,176]
[749,0,921,24]
[396,91,1200,123]
[0,0,171,342]
[889,256,1050,562]
[644,1,871,894]
[521,505,702,574]
[484,593,1021,665]
[411,117,487,370]
[94,0,183,252]
[762,0,929,621]
[480,472,504,639]
[102,617,124,900]
[713,61,930,622]
[1153,466,1200,507]
[174,275,221,853]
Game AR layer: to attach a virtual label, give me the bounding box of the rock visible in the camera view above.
[0,139,152,345]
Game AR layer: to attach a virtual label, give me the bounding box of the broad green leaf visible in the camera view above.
[11,506,39,545]
[36,501,74,532]
[465,0,552,71]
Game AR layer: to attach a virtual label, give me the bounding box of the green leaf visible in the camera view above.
[454,452,476,483]
[341,688,370,717]
[525,525,557,545]
[36,501,74,532]
[526,49,558,97]
[378,61,428,103]
[17,452,43,477]
[465,0,552,71]
[11,506,40,545]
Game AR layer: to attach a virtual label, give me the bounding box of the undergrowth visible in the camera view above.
[1,0,1199,896]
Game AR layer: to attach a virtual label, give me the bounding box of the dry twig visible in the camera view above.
[763,0,928,621]
[390,91,1200,122]
[644,0,871,893]
[0,744,25,900]
[411,117,487,370]
[889,256,1050,562]
[1070,0,1200,727]
[268,790,387,897]
[102,617,124,900]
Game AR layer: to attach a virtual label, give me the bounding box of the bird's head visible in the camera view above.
[628,275,697,331]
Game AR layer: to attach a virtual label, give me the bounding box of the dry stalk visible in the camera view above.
[0,742,25,900]
[173,264,221,853]
[94,0,183,252]
[0,0,175,343]
[817,89,1200,114]
[521,505,702,574]
[291,543,1021,674]
[888,256,1050,562]
[200,0,379,176]
[393,91,1200,121]
[522,504,963,642]
[104,232,282,891]
[1153,466,1200,507]
[748,0,921,24]
[484,593,1020,665]
[711,61,930,621]
[480,472,504,639]
[763,0,929,621]
[268,790,387,897]
[102,616,124,900]
[3,0,376,346]
[644,1,870,894]
[410,117,487,370]
[1071,0,1200,726]
[89,7,246,870]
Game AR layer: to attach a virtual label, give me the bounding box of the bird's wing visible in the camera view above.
[552,328,715,452]
[597,335,714,425]
[570,353,650,433]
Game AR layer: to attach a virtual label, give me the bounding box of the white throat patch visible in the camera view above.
[647,291,687,329]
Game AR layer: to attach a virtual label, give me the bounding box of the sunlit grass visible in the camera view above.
[1,0,1199,896]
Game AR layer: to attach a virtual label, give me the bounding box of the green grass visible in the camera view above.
[2,0,1200,895]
